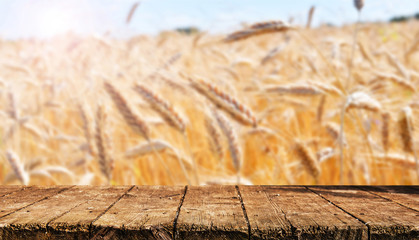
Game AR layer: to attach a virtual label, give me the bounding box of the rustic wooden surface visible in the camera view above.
[0,186,416,240]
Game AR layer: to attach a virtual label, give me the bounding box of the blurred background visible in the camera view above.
[1,1,419,186]
[1,0,419,39]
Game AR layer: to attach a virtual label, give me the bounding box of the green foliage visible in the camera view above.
[175,27,200,35]
[390,12,419,22]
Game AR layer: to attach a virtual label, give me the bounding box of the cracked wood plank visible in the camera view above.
[92,185,185,240]
[0,186,69,219]
[359,186,419,212]
[240,186,367,240]
[175,185,248,240]
[0,186,126,239]
[308,186,419,240]
[48,186,131,233]
[0,186,71,239]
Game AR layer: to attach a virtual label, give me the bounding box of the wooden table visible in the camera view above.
[0,186,417,239]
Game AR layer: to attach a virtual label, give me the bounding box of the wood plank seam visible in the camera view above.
[88,185,135,239]
[306,186,372,240]
[45,201,85,229]
[0,186,74,220]
[0,187,27,198]
[235,185,251,240]
[173,185,188,240]
[356,186,419,213]
[261,187,298,236]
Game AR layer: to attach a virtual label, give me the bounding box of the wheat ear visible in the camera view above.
[354,0,364,11]
[189,77,257,127]
[294,141,320,182]
[7,91,18,120]
[78,103,95,156]
[133,83,193,184]
[382,112,390,154]
[398,107,419,182]
[126,2,140,24]
[95,105,114,183]
[317,95,326,123]
[306,6,315,29]
[224,20,293,42]
[266,83,324,96]
[213,110,241,184]
[205,115,224,163]
[104,81,150,140]
[6,150,29,185]
[133,83,186,133]
[104,81,176,184]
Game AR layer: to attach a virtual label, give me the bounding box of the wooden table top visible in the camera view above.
[0,185,417,239]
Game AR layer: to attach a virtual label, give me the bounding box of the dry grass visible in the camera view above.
[1,18,419,185]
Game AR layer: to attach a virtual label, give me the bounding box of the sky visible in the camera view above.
[0,0,418,39]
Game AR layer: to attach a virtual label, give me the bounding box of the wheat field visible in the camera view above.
[1,16,419,185]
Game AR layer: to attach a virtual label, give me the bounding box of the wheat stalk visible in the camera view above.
[375,72,415,92]
[126,2,140,24]
[358,41,375,66]
[398,107,414,153]
[6,150,29,185]
[386,52,410,81]
[317,95,326,123]
[133,83,186,133]
[95,105,114,183]
[224,20,293,42]
[104,81,150,140]
[266,83,324,96]
[375,153,417,169]
[213,110,241,184]
[382,112,390,154]
[125,140,175,158]
[204,115,224,162]
[405,35,419,62]
[133,83,193,184]
[308,81,343,96]
[294,141,320,181]
[189,77,257,127]
[7,91,18,120]
[306,6,315,29]
[78,103,95,156]
[398,106,419,181]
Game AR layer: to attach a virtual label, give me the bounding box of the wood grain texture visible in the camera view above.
[0,186,70,219]
[0,186,72,239]
[240,186,367,240]
[49,186,131,232]
[92,185,185,240]
[175,185,248,240]
[308,186,419,240]
[0,186,416,239]
[0,186,24,197]
[359,186,419,212]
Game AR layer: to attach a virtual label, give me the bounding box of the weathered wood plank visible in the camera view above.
[48,186,131,233]
[175,185,248,240]
[308,186,419,240]
[0,186,25,197]
[0,186,72,240]
[0,186,416,239]
[359,186,419,212]
[0,186,128,239]
[0,186,70,219]
[92,185,185,240]
[240,186,367,240]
